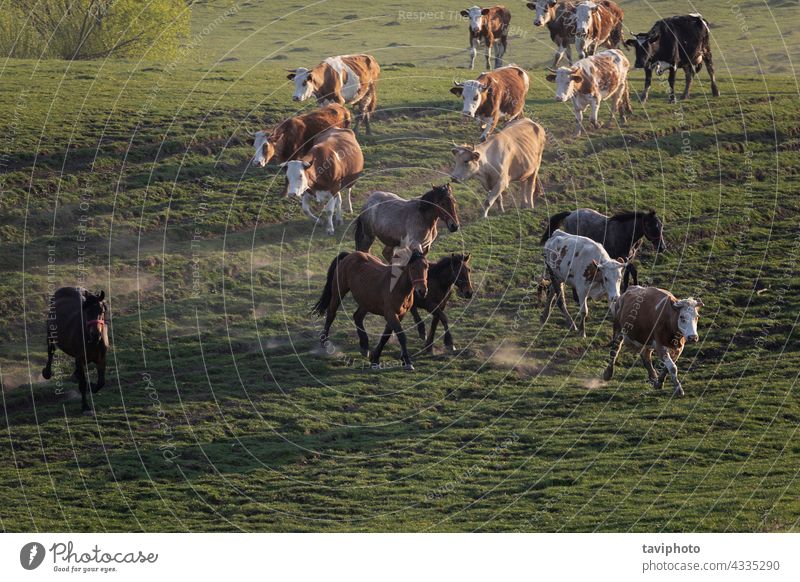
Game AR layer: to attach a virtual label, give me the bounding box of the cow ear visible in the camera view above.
[471,151,481,162]
[570,74,582,83]
[696,298,704,308]
[302,161,312,169]
[481,8,490,15]
[286,70,296,80]
[464,253,471,262]
[545,74,557,82]
[98,290,105,302]
[450,86,463,96]
[460,9,469,17]
[624,39,636,48]
[617,257,625,263]
[526,2,536,10]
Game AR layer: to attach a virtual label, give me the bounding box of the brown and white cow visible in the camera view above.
[573,0,624,59]
[460,5,512,70]
[450,64,529,141]
[546,48,631,136]
[286,54,380,134]
[450,117,545,217]
[541,229,627,337]
[283,128,363,235]
[603,286,703,397]
[251,104,351,168]
[526,0,578,68]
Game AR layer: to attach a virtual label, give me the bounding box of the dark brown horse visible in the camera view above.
[42,287,109,415]
[313,248,429,369]
[410,253,475,353]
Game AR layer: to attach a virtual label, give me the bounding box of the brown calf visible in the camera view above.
[287,54,380,134]
[604,286,703,397]
[461,6,512,70]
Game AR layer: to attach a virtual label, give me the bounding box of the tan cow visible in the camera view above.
[251,104,351,168]
[450,117,545,217]
[287,54,380,134]
[461,5,512,70]
[574,0,624,59]
[283,128,363,235]
[546,48,631,136]
[604,286,703,397]
[451,64,529,141]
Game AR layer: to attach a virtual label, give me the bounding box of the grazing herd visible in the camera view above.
[44,4,719,413]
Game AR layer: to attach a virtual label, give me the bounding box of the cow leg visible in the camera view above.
[641,349,658,386]
[480,114,499,142]
[589,96,601,129]
[353,307,370,358]
[575,37,586,60]
[345,187,353,214]
[469,37,478,70]
[603,333,624,381]
[667,68,677,103]
[301,191,319,222]
[334,193,344,226]
[410,305,426,341]
[483,181,507,218]
[656,346,684,396]
[704,50,720,97]
[75,360,92,415]
[361,101,373,136]
[681,65,694,100]
[606,91,622,128]
[540,281,557,324]
[641,67,652,103]
[577,293,589,338]
[494,39,506,69]
[323,195,337,235]
[573,102,584,137]
[42,336,55,379]
[556,283,578,331]
[520,177,535,209]
[552,46,566,68]
[484,39,493,69]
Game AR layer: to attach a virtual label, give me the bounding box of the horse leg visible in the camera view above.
[423,311,440,354]
[42,336,55,379]
[438,309,455,352]
[91,353,106,393]
[410,305,426,340]
[370,323,393,368]
[387,315,413,370]
[381,244,395,264]
[322,280,348,345]
[353,307,370,358]
[75,360,92,415]
[603,333,624,381]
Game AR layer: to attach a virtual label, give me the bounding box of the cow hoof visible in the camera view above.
[326,229,335,236]
[404,363,415,371]
[361,349,370,358]
[673,386,685,397]
[90,383,102,394]
[42,367,52,380]
[82,409,94,417]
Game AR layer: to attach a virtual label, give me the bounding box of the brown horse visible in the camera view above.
[313,248,429,369]
[42,287,109,415]
[410,253,475,353]
[354,184,460,262]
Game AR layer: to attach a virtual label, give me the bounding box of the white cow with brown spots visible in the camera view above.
[603,286,702,397]
[541,229,627,337]
[546,48,631,136]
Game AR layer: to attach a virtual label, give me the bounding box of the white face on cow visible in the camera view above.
[596,259,626,305]
[252,130,269,167]
[290,67,316,101]
[575,1,597,37]
[284,160,311,197]
[457,80,487,117]
[450,146,482,182]
[550,67,581,102]
[673,299,702,342]
[463,7,485,33]
[530,0,556,26]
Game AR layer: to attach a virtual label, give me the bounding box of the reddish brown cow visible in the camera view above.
[252,104,351,168]
[461,5,512,70]
[287,55,380,134]
[603,286,703,397]
[450,64,530,141]
[574,0,624,58]
[526,0,578,68]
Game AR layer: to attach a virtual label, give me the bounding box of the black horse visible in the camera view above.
[410,253,475,353]
[541,208,667,289]
[42,287,109,415]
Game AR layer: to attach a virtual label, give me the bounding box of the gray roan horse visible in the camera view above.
[541,208,667,288]
[355,184,460,262]
[42,287,109,415]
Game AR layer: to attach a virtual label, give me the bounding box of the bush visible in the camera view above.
[0,0,190,61]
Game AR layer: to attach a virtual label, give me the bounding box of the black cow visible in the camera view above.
[624,14,719,103]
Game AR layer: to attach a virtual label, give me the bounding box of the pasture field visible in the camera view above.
[0,0,799,532]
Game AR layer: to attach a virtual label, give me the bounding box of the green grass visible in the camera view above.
[0,0,798,532]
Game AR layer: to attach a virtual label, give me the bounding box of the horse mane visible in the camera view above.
[428,254,466,279]
[420,185,450,204]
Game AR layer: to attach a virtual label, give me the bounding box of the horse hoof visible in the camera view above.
[42,368,52,380]
[404,363,415,371]
[90,383,102,394]
[602,368,613,381]
[82,409,95,417]
[361,349,370,358]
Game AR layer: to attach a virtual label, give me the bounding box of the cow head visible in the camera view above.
[251,130,276,167]
[673,298,703,342]
[624,33,653,69]
[526,1,557,27]
[642,210,667,252]
[450,145,482,182]
[450,79,490,117]
[546,66,583,102]
[82,289,107,344]
[588,258,627,306]
[286,67,319,101]
[282,159,313,198]
[461,6,489,34]
[574,1,598,38]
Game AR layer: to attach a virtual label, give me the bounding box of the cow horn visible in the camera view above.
[545,67,557,73]
[452,78,464,86]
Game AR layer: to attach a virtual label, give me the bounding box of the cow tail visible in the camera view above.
[312,252,349,316]
[541,211,571,244]
[622,262,638,293]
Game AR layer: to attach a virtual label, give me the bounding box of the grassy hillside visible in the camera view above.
[0,0,798,532]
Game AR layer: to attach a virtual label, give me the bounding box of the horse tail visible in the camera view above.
[312,252,349,316]
[541,211,571,244]
[354,215,372,251]
[622,262,638,293]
